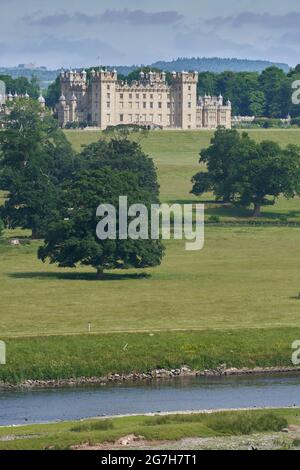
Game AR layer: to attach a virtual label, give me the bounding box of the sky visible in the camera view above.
[0,0,299,69]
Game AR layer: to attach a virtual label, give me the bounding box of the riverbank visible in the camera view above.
[0,408,299,450]
[0,328,299,385]
[1,365,300,390]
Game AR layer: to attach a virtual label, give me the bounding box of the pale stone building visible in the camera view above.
[57,69,232,130]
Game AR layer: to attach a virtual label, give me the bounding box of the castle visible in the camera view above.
[57,69,232,130]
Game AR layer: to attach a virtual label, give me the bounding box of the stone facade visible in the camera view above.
[57,69,232,130]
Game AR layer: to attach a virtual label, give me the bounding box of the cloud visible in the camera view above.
[206,11,300,29]
[97,9,183,25]
[21,9,183,28]
[22,11,71,27]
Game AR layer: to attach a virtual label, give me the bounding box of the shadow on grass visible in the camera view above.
[8,271,151,282]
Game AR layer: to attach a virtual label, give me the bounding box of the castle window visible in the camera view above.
[120,102,124,109]
[129,102,133,109]
[188,114,192,122]
[107,102,110,108]
[107,114,111,123]
[135,114,139,121]
[136,94,139,99]
[129,114,133,122]
[188,94,192,100]
[120,94,124,99]
[107,93,110,99]
[150,94,153,99]
[150,102,153,109]
[167,102,171,109]
[188,86,191,91]
[120,114,124,122]
[143,102,146,109]
[143,94,146,99]
[158,115,162,123]
[129,93,132,99]
[158,102,162,109]
[107,85,110,90]
[136,102,140,109]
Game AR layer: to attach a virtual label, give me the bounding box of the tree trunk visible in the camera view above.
[253,203,262,218]
[96,268,104,280]
[31,228,40,239]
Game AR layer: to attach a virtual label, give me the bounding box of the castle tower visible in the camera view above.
[171,72,198,129]
[69,93,77,122]
[38,94,46,108]
[90,69,118,128]
[57,94,69,127]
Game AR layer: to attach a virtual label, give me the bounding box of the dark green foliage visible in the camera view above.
[0,219,4,238]
[0,74,40,99]
[79,137,159,201]
[0,100,76,237]
[45,76,61,108]
[192,129,300,216]
[38,168,165,275]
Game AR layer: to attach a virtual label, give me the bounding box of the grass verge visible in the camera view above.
[0,327,299,384]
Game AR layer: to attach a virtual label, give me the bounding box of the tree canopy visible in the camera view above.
[38,168,165,278]
[78,137,160,201]
[192,129,300,216]
[0,99,76,237]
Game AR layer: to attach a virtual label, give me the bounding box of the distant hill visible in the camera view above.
[0,67,59,89]
[0,57,290,89]
[149,57,290,74]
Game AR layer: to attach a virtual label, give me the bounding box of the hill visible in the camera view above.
[150,57,290,74]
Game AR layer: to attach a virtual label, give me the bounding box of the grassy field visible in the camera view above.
[66,129,300,219]
[0,409,296,450]
[1,226,300,337]
[1,130,300,382]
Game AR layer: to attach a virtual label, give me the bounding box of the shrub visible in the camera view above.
[208,215,221,224]
[205,412,287,435]
[70,420,114,433]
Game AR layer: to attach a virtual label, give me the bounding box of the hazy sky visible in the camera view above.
[0,0,299,68]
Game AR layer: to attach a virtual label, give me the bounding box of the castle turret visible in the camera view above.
[69,93,77,122]
[38,94,46,108]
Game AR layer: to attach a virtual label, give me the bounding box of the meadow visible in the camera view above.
[1,129,300,382]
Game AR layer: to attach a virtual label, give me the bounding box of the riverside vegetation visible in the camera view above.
[1,123,300,383]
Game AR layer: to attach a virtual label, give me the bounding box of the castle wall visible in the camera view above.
[57,70,231,130]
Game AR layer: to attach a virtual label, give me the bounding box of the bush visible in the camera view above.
[70,420,114,433]
[208,215,221,224]
[205,412,287,435]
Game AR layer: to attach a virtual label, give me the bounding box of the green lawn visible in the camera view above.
[1,130,300,382]
[65,129,300,216]
[0,409,296,450]
[1,227,300,337]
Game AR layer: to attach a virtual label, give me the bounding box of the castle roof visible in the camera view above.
[38,94,45,104]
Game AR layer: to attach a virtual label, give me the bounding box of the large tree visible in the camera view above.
[192,129,300,217]
[0,99,76,237]
[79,137,159,201]
[38,168,165,278]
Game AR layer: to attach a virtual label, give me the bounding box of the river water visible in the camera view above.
[0,373,300,426]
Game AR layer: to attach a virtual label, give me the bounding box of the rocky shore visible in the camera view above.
[1,364,300,390]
